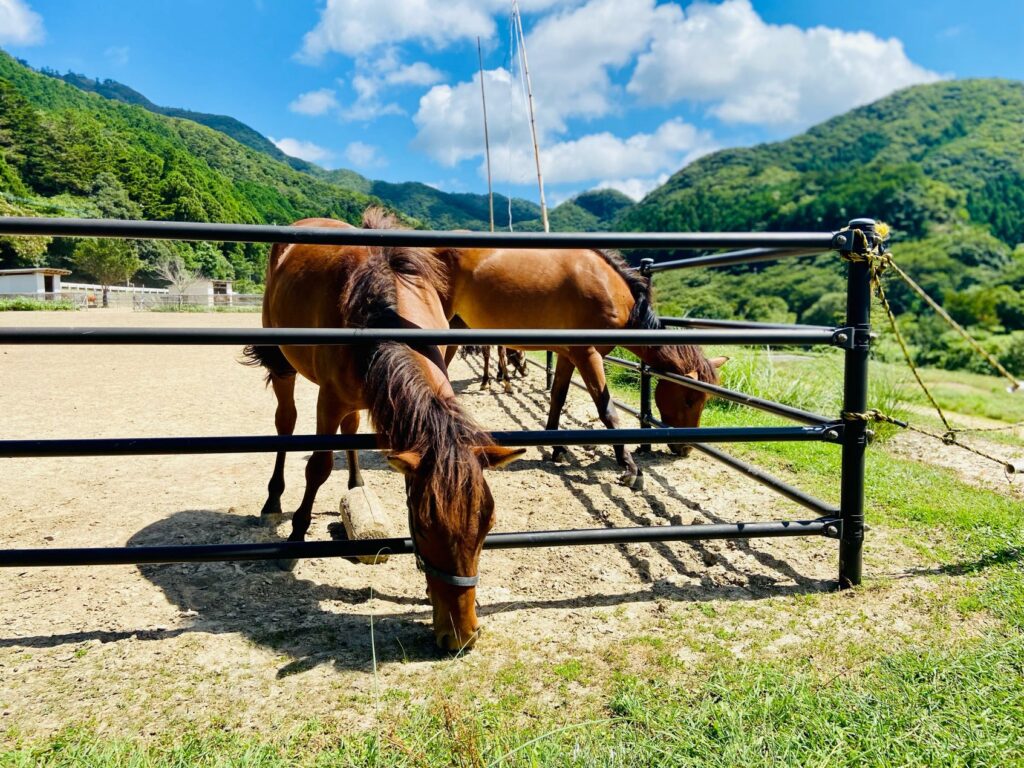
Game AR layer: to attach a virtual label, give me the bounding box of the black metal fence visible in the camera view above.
[0,215,876,589]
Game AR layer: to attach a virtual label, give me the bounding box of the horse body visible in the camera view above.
[440,246,726,487]
[249,212,522,651]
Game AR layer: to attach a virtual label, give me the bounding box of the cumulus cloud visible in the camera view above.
[342,55,444,121]
[490,119,715,186]
[270,137,334,164]
[299,0,570,61]
[595,175,669,202]
[627,0,941,126]
[289,88,340,116]
[344,141,386,168]
[0,0,44,45]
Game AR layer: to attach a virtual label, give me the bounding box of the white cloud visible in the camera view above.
[342,54,444,121]
[0,0,44,45]
[627,0,941,127]
[270,137,334,164]
[595,175,669,202]
[289,88,339,116]
[299,0,569,61]
[344,141,386,168]
[490,119,715,186]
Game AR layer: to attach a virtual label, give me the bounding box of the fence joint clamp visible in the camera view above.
[822,520,843,539]
[831,327,857,349]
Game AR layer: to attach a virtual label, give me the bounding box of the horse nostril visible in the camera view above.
[436,632,452,650]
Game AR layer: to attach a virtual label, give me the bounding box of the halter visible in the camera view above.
[406,497,480,589]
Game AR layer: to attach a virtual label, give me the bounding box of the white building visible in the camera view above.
[0,267,71,297]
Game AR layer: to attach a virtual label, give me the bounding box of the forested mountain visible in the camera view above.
[621,79,1024,373]
[0,50,385,284]
[3,42,1023,375]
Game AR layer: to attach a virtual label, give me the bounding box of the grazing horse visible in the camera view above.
[440,247,726,488]
[244,209,524,651]
[458,340,528,393]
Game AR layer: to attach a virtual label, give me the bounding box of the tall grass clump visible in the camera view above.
[0,297,77,311]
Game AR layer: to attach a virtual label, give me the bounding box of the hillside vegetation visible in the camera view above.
[621,79,1024,375]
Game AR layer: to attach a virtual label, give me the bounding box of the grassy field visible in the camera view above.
[3,349,1023,767]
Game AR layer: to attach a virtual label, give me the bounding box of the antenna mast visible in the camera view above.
[512,1,549,232]
[477,37,495,233]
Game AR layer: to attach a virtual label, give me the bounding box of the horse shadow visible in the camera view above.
[124,508,442,674]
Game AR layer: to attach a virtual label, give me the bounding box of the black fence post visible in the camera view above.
[545,350,554,390]
[638,361,652,453]
[838,217,874,588]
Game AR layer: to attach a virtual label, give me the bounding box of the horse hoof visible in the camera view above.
[257,512,286,528]
[503,384,513,395]
[618,471,643,490]
[275,558,298,572]
[259,498,282,517]
[550,447,570,464]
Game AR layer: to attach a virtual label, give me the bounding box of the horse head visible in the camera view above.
[652,351,728,456]
[387,443,524,651]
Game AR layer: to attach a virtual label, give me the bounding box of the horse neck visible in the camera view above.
[393,276,454,399]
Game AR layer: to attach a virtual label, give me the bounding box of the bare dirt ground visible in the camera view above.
[0,311,974,738]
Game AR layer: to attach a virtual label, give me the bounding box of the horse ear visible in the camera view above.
[387,450,422,475]
[709,356,730,369]
[476,445,527,470]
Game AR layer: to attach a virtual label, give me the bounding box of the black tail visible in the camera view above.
[241,344,296,386]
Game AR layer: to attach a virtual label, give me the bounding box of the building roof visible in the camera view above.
[0,267,72,276]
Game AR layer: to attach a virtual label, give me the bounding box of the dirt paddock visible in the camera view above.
[0,311,935,737]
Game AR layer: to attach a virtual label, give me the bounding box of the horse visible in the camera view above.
[244,209,524,651]
[439,247,727,488]
[457,340,529,393]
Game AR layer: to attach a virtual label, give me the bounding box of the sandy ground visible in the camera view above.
[0,310,950,737]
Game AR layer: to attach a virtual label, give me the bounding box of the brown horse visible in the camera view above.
[440,247,726,487]
[244,209,523,651]
[458,341,528,393]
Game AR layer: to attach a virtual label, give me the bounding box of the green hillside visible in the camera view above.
[0,50,385,284]
[622,79,1024,374]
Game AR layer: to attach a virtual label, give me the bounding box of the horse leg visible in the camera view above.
[573,348,641,489]
[480,346,491,389]
[287,389,344,545]
[546,354,575,463]
[340,411,364,489]
[260,373,296,523]
[498,347,513,394]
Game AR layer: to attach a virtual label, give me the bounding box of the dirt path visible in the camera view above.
[0,311,946,737]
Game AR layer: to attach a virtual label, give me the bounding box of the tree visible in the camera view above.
[151,249,203,303]
[72,238,142,307]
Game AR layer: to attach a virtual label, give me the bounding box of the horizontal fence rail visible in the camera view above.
[0,519,841,568]
[659,316,834,332]
[0,216,841,252]
[0,326,845,347]
[644,245,826,272]
[0,425,840,459]
[522,357,840,517]
[604,355,833,427]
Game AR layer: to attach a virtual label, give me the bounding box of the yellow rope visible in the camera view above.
[840,229,1021,478]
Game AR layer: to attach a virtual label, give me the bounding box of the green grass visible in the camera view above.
[0,297,77,311]
[4,349,1024,766]
[5,638,1024,766]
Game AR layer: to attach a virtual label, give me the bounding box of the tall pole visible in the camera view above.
[477,37,495,233]
[513,1,549,233]
[838,217,874,588]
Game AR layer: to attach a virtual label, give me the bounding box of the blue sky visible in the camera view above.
[2,0,1022,204]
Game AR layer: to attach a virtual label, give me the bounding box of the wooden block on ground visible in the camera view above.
[340,486,394,564]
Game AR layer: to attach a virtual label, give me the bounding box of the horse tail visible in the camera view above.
[241,344,296,386]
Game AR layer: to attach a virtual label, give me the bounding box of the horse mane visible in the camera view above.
[346,207,490,535]
[592,248,718,385]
